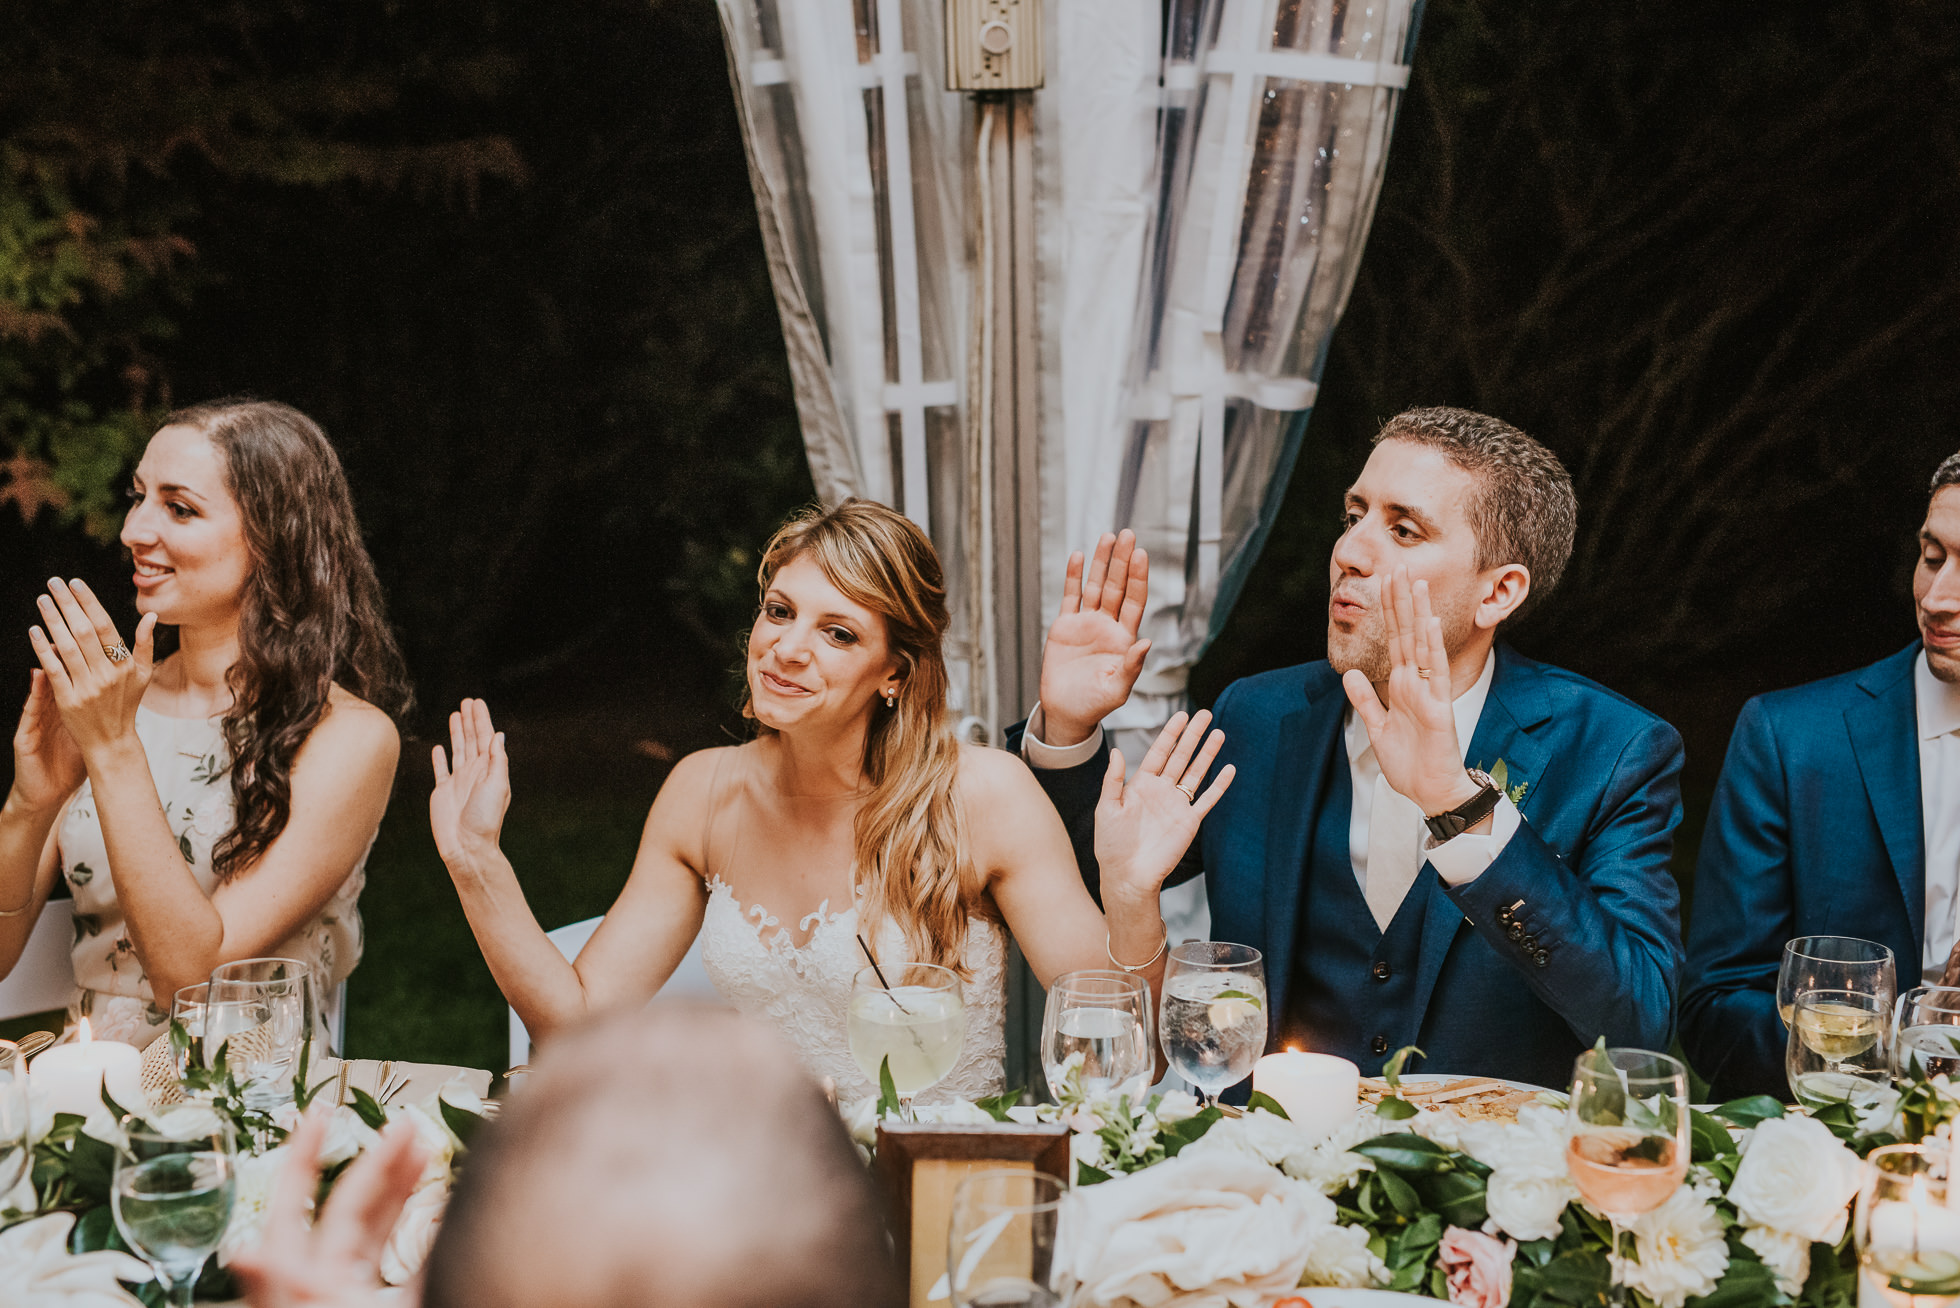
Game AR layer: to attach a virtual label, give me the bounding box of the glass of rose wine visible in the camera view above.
[1565,1047,1690,1307]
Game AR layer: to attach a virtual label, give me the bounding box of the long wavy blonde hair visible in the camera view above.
[744,500,979,975]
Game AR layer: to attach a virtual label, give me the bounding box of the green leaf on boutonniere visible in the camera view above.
[347,1086,389,1131]
[1244,1091,1290,1119]
[877,1056,900,1118]
[974,1088,1023,1122]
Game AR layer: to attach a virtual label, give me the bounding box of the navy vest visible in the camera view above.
[1278,733,1432,1072]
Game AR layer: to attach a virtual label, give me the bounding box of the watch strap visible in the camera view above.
[1424,774,1503,843]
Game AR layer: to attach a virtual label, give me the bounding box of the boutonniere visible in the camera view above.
[1486,758,1529,806]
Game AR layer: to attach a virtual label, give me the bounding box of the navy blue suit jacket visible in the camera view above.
[1681,643,1923,1101]
[1019,645,1686,1088]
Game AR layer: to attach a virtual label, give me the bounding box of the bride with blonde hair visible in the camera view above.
[430,499,1230,1100]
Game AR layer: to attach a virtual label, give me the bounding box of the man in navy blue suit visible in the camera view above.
[1016,408,1685,1090]
[1683,454,1960,1100]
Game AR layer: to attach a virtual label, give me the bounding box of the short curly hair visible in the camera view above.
[1930,451,1960,496]
[1374,407,1577,623]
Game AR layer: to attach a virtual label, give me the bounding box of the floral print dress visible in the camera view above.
[56,706,367,1048]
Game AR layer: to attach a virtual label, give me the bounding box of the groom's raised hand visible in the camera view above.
[1037,530,1150,747]
[1340,568,1485,822]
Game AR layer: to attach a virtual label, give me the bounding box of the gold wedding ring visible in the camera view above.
[1415,666,1431,679]
[103,643,131,664]
[1174,781,1197,804]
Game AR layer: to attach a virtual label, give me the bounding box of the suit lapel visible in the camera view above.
[1847,647,1924,946]
[1262,669,1347,1019]
[1409,646,1555,1027]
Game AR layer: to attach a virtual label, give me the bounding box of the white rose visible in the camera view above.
[1279,1110,1385,1196]
[218,1147,287,1266]
[1459,1105,1578,1242]
[388,1103,456,1186]
[380,1183,447,1286]
[318,1105,381,1169]
[1485,1171,1578,1243]
[1300,1219,1390,1288]
[1186,1109,1317,1174]
[0,1212,152,1307]
[1739,1223,1811,1297]
[912,1100,993,1126]
[1153,1090,1201,1123]
[1727,1114,1862,1244]
[1411,1108,1465,1152]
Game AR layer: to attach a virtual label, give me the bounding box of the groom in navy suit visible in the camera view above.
[1683,453,1960,1100]
[1015,408,1685,1089]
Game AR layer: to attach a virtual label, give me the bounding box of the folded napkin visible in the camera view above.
[1062,1152,1330,1308]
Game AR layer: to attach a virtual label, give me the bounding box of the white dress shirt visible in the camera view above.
[1021,651,1520,931]
[1915,651,1960,983]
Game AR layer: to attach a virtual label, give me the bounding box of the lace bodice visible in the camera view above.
[696,875,1007,1105]
[56,705,367,1047]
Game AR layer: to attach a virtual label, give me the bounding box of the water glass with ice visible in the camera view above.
[1159,941,1265,1108]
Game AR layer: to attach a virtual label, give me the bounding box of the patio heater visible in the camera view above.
[715,0,1423,1087]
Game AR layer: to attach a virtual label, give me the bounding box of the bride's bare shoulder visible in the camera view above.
[657,743,747,803]
[954,739,1048,807]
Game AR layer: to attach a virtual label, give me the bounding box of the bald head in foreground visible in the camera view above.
[236,1003,902,1308]
[424,1003,901,1308]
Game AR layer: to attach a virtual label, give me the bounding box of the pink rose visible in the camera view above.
[1438,1226,1515,1308]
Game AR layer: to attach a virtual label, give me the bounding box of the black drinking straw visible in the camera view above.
[858,933,911,1013]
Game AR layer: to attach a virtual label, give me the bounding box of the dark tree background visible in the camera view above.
[3,0,1959,1056]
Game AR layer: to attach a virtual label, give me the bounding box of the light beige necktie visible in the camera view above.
[1364,770,1427,932]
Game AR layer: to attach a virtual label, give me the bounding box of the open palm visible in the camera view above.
[1094,710,1233,901]
[1037,531,1150,741]
[430,698,512,864]
[11,671,86,810]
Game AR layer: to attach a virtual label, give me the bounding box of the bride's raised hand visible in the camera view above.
[1093,710,1233,905]
[10,670,85,812]
[429,698,512,867]
[28,577,156,761]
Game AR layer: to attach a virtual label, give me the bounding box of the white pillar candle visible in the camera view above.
[1252,1050,1358,1140]
[29,1032,144,1121]
[1864,1189,1960,1306]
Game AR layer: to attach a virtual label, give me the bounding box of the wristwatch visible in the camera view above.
[1424,768,1503,842]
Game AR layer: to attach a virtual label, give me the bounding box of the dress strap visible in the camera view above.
[699,746,745,882]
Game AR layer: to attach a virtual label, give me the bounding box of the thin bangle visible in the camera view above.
[1107,928,1167,973]
[0,895,34,918]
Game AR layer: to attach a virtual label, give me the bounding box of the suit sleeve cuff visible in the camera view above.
[1424,795,1522,886]
[1021,703,1105,770]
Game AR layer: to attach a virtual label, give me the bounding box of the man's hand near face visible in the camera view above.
[1035,530,1151,747]
[1341,568,1492,832]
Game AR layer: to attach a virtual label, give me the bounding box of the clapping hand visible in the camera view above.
[26,577,156,761]
[1037,531,1150,747]
[10,670,85,811]
[430,698,512,865]
[1339,568,1479,817]
[1094,710,1234,904]
[231,1107,427,1308]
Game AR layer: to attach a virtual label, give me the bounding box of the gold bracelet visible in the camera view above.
[1107,928,1168,973]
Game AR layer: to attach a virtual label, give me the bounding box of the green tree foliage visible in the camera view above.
[0,0,523,536]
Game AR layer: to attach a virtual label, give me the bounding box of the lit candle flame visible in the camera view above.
[1285,1043,1303,1053]
[77,1017,92,1044]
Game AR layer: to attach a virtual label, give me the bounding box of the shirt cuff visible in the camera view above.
[1423,794,1521,886]
[1020,703,1105,770]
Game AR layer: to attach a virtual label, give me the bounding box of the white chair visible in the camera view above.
[506,917,721,1069]
[0,898,76,1023]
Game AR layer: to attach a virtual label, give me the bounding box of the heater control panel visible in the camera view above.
[945,0,1043,91]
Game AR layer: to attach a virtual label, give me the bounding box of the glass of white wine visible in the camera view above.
[1788,986,1892,1111]
[1894,985,1960,1081]
[0,1041,28,1199]
[112,1118,237,1307]
[947,1169,1068,1308]
[1041,970,1152,1102]
[1565,1047,1690,1308]
[1779,936,1894,1029]
[848,962,965,1120]
[1159,941,1265,1108]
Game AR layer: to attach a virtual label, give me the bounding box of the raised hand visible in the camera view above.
[430,698,512,865]
[1037,531,1150,747]
[10,669,86,812]
[1093,709,1234,904]
[27,577,156,761]
[230,1106,426,1308]
[1339,568,1479,816]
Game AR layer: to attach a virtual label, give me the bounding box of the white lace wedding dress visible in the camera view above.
[691,748,1007,1106]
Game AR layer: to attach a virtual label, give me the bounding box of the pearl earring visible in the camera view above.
[885,691,897,708]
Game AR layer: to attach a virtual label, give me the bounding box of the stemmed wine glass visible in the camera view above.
[1041,969,1152,1101]
[1159,941,1265,1109]
[946,1169,1068,1308]
[111,1118,237,1307]
[207,958,312,1108]
[1788,987,1891,1110]
[1779,936,1895,1029]
[1893,985,1960,1080]
[169,981,274,1095]
[847,962,965,1121]
[1565,1047,1690,1308]
[0,1041,28,1200]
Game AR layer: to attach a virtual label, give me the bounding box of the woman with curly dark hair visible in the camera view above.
[0,399,409,1047]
